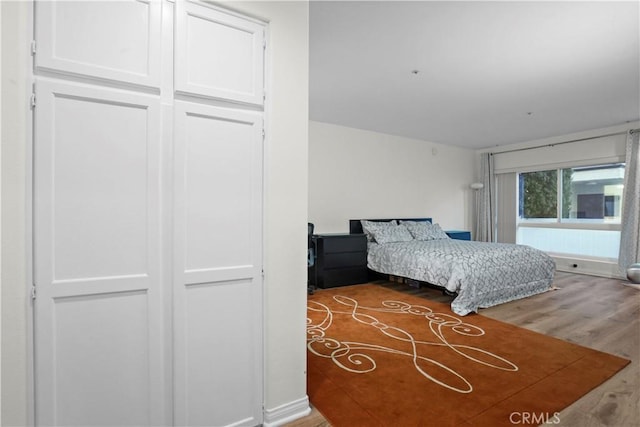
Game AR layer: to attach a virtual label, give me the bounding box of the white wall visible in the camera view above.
[1,1,310,425]
[309,121,476,234]
[1,1,29,425]
[227,1,310,421]
[0,1,3,418]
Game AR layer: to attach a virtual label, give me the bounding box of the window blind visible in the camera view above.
[492,133,626,174]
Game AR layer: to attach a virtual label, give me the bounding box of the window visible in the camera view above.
[519,169,558,221]
[517,163,625,259]
[561,164,624,222]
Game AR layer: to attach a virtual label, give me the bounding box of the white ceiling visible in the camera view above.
[309,1,640,150]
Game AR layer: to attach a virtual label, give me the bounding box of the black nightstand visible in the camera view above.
[310,234,368,288]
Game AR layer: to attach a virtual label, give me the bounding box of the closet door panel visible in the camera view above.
[35,0,161,87]
[175,1,264,106]
[33,80,165,426]
[183,280,260,427]
[52,291,151,426]
[49,93,149,280]
[173,101,263,426]
[183,110,257,271]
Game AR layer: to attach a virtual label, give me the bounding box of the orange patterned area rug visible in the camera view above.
[306,284,629,427]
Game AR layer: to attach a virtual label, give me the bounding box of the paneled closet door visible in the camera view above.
[175,0,265,106]
[33,80,165,426]
[35,0,161,88]
[173,101,264,426]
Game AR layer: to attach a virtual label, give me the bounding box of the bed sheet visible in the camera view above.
[367,239,555,315]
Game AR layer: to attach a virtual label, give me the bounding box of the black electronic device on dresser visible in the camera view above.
[309,233,368,288]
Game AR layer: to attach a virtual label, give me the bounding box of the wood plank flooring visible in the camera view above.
[293,272,640,427]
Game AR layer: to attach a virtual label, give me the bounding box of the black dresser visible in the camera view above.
[310,233,368,288]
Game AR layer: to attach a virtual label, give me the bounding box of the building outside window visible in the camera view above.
[517,163,625,259]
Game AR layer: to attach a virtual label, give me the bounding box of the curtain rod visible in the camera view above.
[490,128,640,156]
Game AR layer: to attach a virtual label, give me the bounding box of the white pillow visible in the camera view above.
[369,224,413,244]
[401,221,450,241]
[361,220,397,242]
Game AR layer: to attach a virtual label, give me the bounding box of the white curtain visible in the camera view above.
[619,130,640,273]
[476,153,495,242]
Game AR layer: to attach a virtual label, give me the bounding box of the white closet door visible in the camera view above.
[35,0,161,88]
[175,1,265,106]
[33,80,165,426]
[173,101,263,426]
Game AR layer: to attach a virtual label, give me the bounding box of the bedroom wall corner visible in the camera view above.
[308,121,476,234]
[227,1,311,424]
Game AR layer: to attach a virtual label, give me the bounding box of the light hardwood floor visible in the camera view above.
[292,272,640,427]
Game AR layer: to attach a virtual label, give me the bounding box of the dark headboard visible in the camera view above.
[349,218,432,234]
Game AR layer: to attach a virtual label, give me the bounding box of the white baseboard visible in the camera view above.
[263,396,311,427]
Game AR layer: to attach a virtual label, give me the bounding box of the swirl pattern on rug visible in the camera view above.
[307,295,518,394]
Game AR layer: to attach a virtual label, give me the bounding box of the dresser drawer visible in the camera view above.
[320,267,369,288]
[321,234,367,253]
[324,252,367,269]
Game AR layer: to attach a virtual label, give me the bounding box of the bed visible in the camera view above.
[349,218,556,316]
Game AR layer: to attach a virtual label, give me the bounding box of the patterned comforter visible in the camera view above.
[367,239,555,315]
